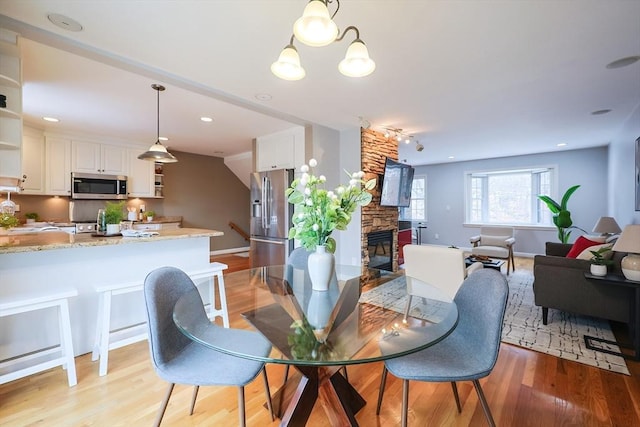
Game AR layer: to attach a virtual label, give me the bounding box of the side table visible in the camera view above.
[583,272,640,361]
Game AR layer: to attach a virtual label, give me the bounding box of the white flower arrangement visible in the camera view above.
[286,158,376,252]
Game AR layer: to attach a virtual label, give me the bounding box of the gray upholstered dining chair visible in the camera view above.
[143,266,274,427]
[376,269,509,427]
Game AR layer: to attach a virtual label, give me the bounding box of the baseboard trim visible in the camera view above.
[210,247,250,256]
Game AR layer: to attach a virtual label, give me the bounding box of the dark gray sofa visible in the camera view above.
[533,242,631,324]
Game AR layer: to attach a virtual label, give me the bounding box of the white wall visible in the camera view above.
[413,147,609,255]
[335,127,363,266]
[609,103,640,225]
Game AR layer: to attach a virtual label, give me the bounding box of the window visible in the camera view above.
[401,175,426,221]
[465,166,556,226]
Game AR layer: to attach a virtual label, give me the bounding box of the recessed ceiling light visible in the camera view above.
[557,143,567,147]
[255,93,272,101]
[159,136,169,141]
[200,116,213,122]
[591,109,612,115]
[47,13,83,32]
[448,156,455,159]
[43,116,59,122]
[606,56,640,69]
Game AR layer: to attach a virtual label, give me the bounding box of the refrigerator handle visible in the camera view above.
[262,176,268,229]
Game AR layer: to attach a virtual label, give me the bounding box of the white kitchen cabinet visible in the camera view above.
[21,127,45,194]
[127,148,155,198]
[255,126,305,172]
[45,136,71,196]
[0,29,23,178]
[72,140,127,175]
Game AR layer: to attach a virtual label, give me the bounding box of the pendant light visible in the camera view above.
[138,84,178,163]
[272,0,375,80]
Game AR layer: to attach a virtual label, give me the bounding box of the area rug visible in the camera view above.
[360,271,630,375]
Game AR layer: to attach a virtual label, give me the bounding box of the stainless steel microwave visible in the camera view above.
[71,172,128,200]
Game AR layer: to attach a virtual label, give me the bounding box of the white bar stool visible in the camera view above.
[0,287,78,387]
[91,262,230,376]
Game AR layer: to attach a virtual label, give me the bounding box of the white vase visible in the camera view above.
[308,245,335,291]
[306,290,334,330]
[590,264,607,277]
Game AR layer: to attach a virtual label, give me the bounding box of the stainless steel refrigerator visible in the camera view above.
[250,169,294,268]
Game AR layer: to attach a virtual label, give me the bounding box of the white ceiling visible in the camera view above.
[1,1,639,166]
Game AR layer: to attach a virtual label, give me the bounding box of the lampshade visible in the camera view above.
[138,84,177,163]
[338,39,376,77]
[138,141,178,163]
[592,216,622,235]
[271,44,306,80]
[612,224,640,281]
[293,0,338,47]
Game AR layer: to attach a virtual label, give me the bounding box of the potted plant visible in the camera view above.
[0,214,19,233]
[538,185,586,243]
[104,201,125,235]
[144,210,155,222]
[25,212,39,224]
[589,246,613,276]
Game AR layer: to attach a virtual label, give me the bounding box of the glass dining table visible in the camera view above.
[173,264,458,426]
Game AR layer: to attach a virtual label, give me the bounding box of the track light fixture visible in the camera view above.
[271,0,375,80]
[138,84,178,163]
[383,127,413,144]
[415,141,424,152]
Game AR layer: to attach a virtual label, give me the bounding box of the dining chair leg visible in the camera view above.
[282,364,289,386]
[450,382,462,413]
[401,379,410,427]
[153,383,175,427]
[473,379,496,427]
[189,385,199,415]
[376,366,388,415]
[238,386,246,427]
[262,368,275,421]
[404,295,413,320]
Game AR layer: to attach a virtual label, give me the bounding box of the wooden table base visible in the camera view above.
[271,365,366,427]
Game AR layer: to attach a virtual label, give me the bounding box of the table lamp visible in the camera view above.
[592,216,622,236]
[612,224,640,281]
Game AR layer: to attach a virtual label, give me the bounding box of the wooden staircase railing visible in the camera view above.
[229,222,250,241]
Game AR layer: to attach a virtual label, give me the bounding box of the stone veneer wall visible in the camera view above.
[361,128,400,271]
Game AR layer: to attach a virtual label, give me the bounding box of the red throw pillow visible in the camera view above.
[566,236,601,258]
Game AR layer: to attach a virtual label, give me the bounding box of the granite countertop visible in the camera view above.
[0,227,222,255]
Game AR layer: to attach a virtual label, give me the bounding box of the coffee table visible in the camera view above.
[465,256,505,271]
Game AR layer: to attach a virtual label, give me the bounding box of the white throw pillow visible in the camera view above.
[576,243,613,260]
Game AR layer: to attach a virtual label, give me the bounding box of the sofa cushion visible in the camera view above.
[566,236,602,258]
[576,243,614,260]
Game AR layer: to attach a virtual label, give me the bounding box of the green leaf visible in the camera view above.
[560,185,580,210]
[364,178,377,191]
[537,195,561,213]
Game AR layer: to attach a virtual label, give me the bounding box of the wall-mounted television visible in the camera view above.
[380,157,415,207]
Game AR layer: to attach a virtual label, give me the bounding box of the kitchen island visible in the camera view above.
[0,228,223,361]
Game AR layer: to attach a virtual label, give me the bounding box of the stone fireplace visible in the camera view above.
[360,128,400,271]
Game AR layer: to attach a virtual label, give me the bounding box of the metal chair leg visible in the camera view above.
[473,379,496,427]
[238,386,246,427]
[451,382,462,413]
[153,383,175,427]
[401,379,410,427]
[262,367,275,421]
[376,366,388,415]
[341,366,349,382]
[282,364,289,386]
[189,385,199,415]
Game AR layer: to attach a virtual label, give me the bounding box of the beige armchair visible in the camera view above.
[470,226,516,275]
[403,245,483,319]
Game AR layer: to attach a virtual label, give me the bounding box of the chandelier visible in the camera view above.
[271,0,376,80]
[138,84,178,163]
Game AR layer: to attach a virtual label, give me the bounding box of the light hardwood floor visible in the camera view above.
[1,255,639,426]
